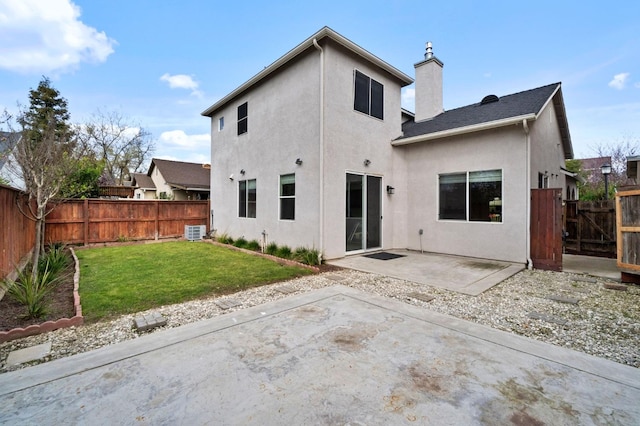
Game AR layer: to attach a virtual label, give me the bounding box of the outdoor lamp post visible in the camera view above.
[601,163,611,199]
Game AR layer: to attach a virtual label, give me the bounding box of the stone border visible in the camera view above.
[0,248,84,343]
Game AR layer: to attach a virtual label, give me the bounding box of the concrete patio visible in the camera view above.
[1,285,638,424]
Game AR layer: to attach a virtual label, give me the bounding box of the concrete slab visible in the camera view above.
[5,342,51,367]
[1,286,638,424]
[563,254,620,281]
[329,250,523,295]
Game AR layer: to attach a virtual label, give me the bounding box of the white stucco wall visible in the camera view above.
[397,125,530,263]
[209,49,322,250]
[529,100,568,196]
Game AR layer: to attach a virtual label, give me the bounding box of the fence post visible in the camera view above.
[83,198,89,246]
[155,201,159,240]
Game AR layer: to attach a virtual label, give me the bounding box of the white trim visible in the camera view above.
[392,114,536,146]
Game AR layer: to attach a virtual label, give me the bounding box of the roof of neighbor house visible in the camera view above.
[396,83,573,159]
[579,156,612,171]
[149,158,210,191]
[0,131,20,170]
[201,26,414,117]
[131,172,156,190]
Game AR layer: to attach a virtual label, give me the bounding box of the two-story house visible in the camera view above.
[202,27,573,264]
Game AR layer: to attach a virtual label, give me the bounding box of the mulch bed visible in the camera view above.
[0,260,75,332]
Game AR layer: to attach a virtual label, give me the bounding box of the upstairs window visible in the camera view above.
[218,116,224,131]
[279,174,295,220]
[354,70,384,120]
[239,179,256,218]
[237,102,248,135]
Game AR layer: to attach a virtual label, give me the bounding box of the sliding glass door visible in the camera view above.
[346,173,381,252]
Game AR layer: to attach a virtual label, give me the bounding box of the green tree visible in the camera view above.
[58,156,104,198]
[12,77,78,278]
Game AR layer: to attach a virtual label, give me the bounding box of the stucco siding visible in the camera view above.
[209,50,322,250]
[399,125,529,263]
[529,100,568,195]
[320,40,405,259]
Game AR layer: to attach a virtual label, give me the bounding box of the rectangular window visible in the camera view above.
[239,179,256,218]
[279,173,295,220]
[354,70,384,120]
[218,116,224,131]
[237,102,248,135]
[439,170,502,222]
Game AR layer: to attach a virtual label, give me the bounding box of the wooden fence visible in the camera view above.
[616,189,640,273]
[564,200,616,258]
[0,184,36,282]
[45,199,210,245]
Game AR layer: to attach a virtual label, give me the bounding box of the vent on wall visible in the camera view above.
[185,225,206,241]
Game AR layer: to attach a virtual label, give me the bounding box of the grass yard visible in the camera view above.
[75,241,314,322]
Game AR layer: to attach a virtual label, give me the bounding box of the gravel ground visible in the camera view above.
[1,268,638,374]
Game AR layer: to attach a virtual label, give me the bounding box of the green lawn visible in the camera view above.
[75,241,313,322]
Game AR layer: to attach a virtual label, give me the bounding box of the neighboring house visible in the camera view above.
[144,158,210,200]
[131,172,157,199]
[0,131,21,186]
[202,27,574,264]
[625,155,640,188]
[579,156,612,184]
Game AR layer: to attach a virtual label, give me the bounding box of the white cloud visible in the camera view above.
[608,72,630,90]
[159,130,209,150]
[160,73,202,97]
[0,0,116,74]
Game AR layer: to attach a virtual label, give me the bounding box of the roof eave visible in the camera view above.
[392,114,536,146]
[201,27,414,117]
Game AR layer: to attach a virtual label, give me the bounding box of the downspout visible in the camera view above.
[313,38,325,261]
[523,119,533,269]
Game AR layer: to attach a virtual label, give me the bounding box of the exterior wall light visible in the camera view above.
[240,169,246,175]
[295,158,303,165]
[364,159,371,166]
[601,163,611,199]
[386,185,395,195]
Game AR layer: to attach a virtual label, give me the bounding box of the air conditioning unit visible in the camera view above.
[185,225,206,241]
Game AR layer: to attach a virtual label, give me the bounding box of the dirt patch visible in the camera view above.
[0,259,75,331]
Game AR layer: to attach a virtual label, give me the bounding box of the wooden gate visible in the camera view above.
[616,189,640,281]
[564,200,616,258]
[531,188,563,271]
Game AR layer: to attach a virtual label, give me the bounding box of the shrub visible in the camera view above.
[40,243,70,277]
[1,261,62,319]
[233,237,248,248]
[245,239,261,251]
[294,247,322,266]
[217,233,234,245]
[276,245,292,259]
[265,242,278,256]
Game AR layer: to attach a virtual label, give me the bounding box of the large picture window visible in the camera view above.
[279,174,295,220]
[354,70,384,120]
[439,170,502,222]
[239,179,256,218]
[237,102,248,135]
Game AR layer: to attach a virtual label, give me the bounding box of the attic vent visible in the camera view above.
[185,225,206,241]
[480,94,499,105]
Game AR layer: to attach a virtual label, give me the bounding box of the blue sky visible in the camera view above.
[1,0,638,167]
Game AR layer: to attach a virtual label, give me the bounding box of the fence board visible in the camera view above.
[45,200,209,245]
[616,189,640,272]
[564,200,616,257]
[0,185,36,282]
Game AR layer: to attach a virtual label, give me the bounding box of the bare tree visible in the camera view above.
[76,109,155,184]
[6,78,78,278]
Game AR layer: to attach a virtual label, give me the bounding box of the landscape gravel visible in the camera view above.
[1,268,638,374]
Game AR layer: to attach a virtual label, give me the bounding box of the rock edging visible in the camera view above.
[0,248,84,343]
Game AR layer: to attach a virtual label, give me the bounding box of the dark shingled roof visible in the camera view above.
[149,158,210,190]
[399,83,561,139]
[131,172,156,189]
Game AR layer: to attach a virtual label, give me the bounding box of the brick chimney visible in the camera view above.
[414,42,444,122]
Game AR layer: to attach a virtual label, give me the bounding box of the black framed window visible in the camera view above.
[237,102,248,135]
[239,179,256,218]
[439,170,502,222]
[354,70,384,120]
[279,174,295,220]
